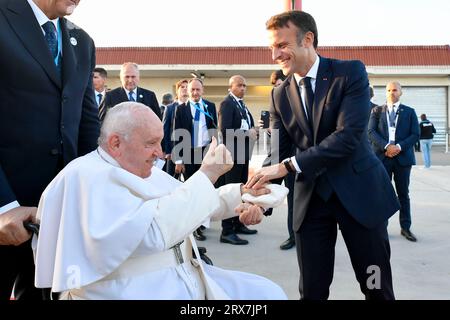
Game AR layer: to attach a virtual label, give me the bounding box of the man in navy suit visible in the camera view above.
[247,11,399,300]
[218,75,258,245]
[0,0,99,299]
[162,79,189,176]
[99,62,161,121]
[173,78,217,241]
[368,81,419,242]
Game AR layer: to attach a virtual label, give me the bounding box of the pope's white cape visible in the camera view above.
[32,148,239,292]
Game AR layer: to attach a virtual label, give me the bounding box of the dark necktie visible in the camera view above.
[42,21,58,61]
[128,91,135,101]
[98,98,106,122]
[299,77,314,128]
[192,103,201,147]
[300,77,332,200]
[97,93,103,107]
[389,107,396,127]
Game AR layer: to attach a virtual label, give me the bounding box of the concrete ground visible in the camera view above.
[200,146,450,300]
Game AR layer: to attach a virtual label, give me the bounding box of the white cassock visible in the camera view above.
[33,147,288,300]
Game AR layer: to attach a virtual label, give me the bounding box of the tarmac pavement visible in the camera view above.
[200,146,450,300]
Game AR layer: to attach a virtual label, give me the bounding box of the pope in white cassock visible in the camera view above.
[32,102,288,300]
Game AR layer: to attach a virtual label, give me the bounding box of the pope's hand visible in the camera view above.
[235,203,264,226]
[200,136,233,184]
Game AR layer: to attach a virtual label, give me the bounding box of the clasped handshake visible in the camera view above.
[200,137,287,226]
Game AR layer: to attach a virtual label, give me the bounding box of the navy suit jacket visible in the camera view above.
[266,57,399,230]
[162,101,179,154]
[218,94,255,162]
[368,104,419,166]
[0,0,99,207]
[173,100,217,162]
[101,86,161,120]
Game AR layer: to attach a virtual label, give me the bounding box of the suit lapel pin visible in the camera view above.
[70,37,77,46]
[139,94,143,100]
[323,77,328,81]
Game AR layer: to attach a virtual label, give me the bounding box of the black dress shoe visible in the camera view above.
[193,228,206,241]
[234,225,257,235]
[279,237,295,250]
[401,229,417,242]
[220,233,249,245]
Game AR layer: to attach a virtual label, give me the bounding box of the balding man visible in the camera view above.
[218,75,258,245]
[99,62,161,121]
[33,102,288,299]
[368,81,419,242]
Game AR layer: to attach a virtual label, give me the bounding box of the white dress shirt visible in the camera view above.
[288,55,320,173]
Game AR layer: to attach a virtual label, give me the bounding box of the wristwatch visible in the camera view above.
[282,158,296,173]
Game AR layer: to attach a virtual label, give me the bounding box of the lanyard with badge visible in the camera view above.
[192,102,215,123]
[192,102,221,144]
[388,107,398,143]
[54,20,62,66]
[231,96,250,130]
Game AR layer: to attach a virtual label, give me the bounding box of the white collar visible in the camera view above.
[229,92,244,103]
[294,55,320,84]
[97,147,121,168]
[189,98,204,107]
[387,102,400,110]
[27,0,59,31]
[124,88,137,97]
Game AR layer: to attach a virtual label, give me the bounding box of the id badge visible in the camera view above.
[240,119,249,131]
[388,127,396,143]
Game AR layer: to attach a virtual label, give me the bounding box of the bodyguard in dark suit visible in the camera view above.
[99,62,161,121]
[218,75,258,245]
[0,0,99,300]
[368,81,419,242]
[173,78,217,241]
[162,79,189,176]
[247,11,399,300]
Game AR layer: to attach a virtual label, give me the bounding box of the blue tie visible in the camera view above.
[128,91,135,101]
[389,107,396,127]
[97,93,103,107]
[192,103,201,147]
[42,21,58,61]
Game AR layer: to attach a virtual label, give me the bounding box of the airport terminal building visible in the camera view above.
[97,45,450,145]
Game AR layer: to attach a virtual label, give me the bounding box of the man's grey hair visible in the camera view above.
[120,62,139,77]
[228,75,245,87]
[98,102,149,146]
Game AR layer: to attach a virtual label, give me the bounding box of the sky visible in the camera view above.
[70,0,450,47]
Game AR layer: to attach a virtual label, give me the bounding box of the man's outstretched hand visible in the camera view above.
[245,163,288,190]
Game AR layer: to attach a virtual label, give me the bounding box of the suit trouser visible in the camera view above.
[295,192,395,300]
[0,240,43,300]
[382,157,412,230]
[221,162,249,235]
[165,158,176,177]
